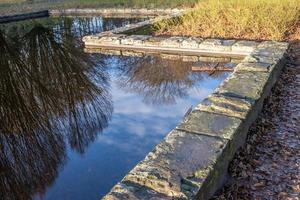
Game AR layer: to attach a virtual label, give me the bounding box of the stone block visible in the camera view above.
[195,94,253,119]
[257,41,289,49]
[122,35,151,46]
[98,35,121,45]
[216,71,270,101]
[103,182,173,200]
[199,39,236,52]
[178,110,242,140]
[242,54,281,64]
[235,62,274,72]
[180,37,202,49]
[144,37,164,47]
[121,51,144,57]
[199,56,230,63]
[182,55,199,62]
[120,36,135,45]
[161,53,181,60]
[120,130,228,199]
[232,40,259,53]
[160,37,184,48]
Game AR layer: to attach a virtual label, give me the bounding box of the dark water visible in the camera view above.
[0,17,231,200]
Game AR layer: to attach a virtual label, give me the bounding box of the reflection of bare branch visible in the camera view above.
[0,132,65,200]
[114,55,227,105]
[0,24,112,199]
[21,25,113,154]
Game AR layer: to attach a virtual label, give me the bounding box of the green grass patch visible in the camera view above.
[153,0,300,41]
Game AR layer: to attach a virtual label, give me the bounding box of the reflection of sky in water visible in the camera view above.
[40,55,229,200]
[0,16,231,200]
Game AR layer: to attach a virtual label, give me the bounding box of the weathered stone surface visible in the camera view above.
[120,37,135,45]
[50,8,187,19]
[180,37,202,49]
[98,35,122,45]
[182,55,199,62]
[230,58,243,64]
[235,62,274,72]
[257,41,289,49]
[114,130,228,199]
[198,56,231,63]
[84,48,122,55]
[121,35,151,46]
[232,40,259,53]
[196,94,252,119]
[121,51,144,57]
[242,54,280,64]
[251,46,287,59]
[199,39,236,52]
[216,71,270,101]
[160,53,181,60]
[160,36,184,48]
[178,110,242,140]
[144,37,165,47]
[103,182,174,200]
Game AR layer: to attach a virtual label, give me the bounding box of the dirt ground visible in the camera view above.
[212,42,300,200]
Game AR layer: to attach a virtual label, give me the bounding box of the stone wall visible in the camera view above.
[97,40,288,200]
[50,8,185,17]
[83,25,289,199]
[83,12,289,200]
[84,35,260,57]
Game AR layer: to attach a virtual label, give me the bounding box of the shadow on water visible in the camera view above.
[0,23,112,200]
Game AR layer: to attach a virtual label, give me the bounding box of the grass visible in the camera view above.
[0,0,25,4]
[152,0,300,41]
[0,0,197,15]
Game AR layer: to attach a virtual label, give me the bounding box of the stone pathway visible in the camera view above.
[212,42,300,200]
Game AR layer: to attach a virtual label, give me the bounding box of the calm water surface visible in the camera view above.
[0,17,230,200]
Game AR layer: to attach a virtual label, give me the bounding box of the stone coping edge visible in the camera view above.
[84,48,243,63]
[100,40,289,200]
[49,8,186,16]
[0,10,49,24]
[83,35,260,56]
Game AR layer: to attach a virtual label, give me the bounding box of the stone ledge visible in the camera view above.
[85,16,290,200]
[84,35,259,56]
[84,48,242,63]
[50,8,186,17]
[100,40,288,200]
[104,129,229,200]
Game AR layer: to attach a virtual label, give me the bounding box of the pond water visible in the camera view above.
[0,16,233,200]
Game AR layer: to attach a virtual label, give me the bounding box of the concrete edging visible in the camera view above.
[83,25,289,200]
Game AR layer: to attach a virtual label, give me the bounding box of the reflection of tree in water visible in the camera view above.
[0,24,112,200]
[114,55,224,105]
[2,16,146,40]
[0,132,65,200]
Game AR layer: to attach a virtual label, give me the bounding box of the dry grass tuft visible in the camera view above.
[154,0,300,41]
